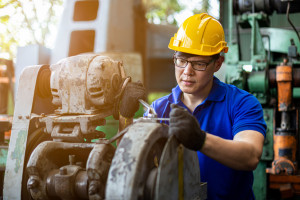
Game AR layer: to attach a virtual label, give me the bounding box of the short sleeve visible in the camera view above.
[232,93,266,137]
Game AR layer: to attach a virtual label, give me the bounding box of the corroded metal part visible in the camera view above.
[87,143,115,200]
[276,64,292,111]
[40,114,107,142]
[106,122,168,200]
[106,121,206,200]
[3,65,48,200]
[50,54,125,115]
[27,141,115,200]
[269,68,300,88]
[155,135,206,200]
[26,141,94,199]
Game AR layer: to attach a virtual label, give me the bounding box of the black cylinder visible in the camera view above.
[233,0,300,15]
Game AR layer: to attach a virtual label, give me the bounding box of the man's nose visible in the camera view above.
[183,62,194,75]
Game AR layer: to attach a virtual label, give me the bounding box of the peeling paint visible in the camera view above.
[11,130,27,173]
[0,148,8,168]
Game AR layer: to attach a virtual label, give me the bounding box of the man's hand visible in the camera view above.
[120,81,146,118]
[169,104,206,151]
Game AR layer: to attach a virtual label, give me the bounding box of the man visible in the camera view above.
[121,13,266,199]
[149,13,266,199]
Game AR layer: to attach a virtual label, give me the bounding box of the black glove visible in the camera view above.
[119,81,146,118]
[169,104,206,151]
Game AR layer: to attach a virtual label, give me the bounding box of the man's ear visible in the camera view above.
[214,56,224,72]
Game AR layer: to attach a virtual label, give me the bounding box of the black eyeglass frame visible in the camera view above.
[173,56,216,71]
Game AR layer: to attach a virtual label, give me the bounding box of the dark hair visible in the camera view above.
[174,51,220,60]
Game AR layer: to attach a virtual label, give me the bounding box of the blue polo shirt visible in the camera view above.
[149,77,266,200]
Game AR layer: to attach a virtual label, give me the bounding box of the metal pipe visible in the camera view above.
[286,1,300,44]
[229,0,233,45]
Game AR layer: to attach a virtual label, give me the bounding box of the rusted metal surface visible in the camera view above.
[4,53,205,199]
[26,141,94,199]
[51,54,125,115]
[41,114,107,142]
[49,165,88,199]
[274,134,297,163]
[155,135,206,200]
[106,122,168,200]
[269,68,300,87]
[106,121,206,200]
[267,60,299,198]
[87,143,115,199]
[276,64,292,111]
[41,55,127,143]
[3,65,47,200]
[267,62,297,176]
[3,54,130,199]
[269,174,300,198]
[266,128,298,177]
[27,141,115,200]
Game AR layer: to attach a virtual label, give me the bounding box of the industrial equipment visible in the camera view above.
[3,54,206,199]
[0,58,14,197]
[226,0,300,199]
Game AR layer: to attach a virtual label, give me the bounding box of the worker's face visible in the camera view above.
[174,52,223,95]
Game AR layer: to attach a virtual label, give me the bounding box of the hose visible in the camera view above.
[286,1,300,44]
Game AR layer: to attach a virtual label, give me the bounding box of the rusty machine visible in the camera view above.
[225,0,300,199]
[2,54,206,199]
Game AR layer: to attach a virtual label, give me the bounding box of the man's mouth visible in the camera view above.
[181,79,195,85]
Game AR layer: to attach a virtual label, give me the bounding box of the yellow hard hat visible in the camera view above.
[168,13,228,56]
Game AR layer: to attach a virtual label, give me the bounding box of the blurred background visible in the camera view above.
[0,0,219,59]
[0,0,221,116]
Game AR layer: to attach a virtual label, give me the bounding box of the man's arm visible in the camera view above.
[201,130,264,171]
[169,104,265,171]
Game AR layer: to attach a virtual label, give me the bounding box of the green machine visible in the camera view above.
[225,0,300,199]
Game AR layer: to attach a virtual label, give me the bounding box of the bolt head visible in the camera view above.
[27,177,39,189]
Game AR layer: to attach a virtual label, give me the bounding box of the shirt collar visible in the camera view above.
[168,76,226,104]
[206,77,226,102]
[168,85,182,104]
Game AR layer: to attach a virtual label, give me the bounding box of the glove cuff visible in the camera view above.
[198,130,207,150]
[189,130,206,151]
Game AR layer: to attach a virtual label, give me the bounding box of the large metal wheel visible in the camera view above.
[105,121,168,200]
[106,120,206,200]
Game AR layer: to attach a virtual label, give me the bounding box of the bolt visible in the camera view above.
[18,116,22,119]
[264,114,269,121]
[89,182,99,195]
[26,116,30,119]
[69,155,75,165]
[27,177,39,189]
[60,167,67,175]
